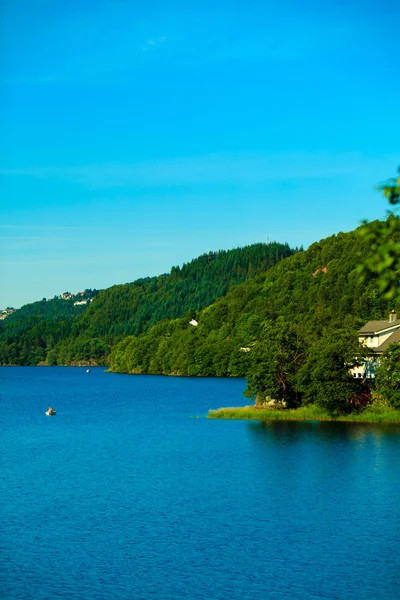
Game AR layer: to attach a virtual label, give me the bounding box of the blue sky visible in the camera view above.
[1,0,399,308]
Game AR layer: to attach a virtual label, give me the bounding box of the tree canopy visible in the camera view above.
[375,345,400,409]
[358,167,400,300]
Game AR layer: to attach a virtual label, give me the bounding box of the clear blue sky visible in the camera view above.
[1,0,399,308]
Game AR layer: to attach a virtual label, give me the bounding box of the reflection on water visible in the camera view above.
[247,420,400,474]
[249,419,400,440]
[246,420,400,527]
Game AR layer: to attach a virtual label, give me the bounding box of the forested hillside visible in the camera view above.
[110,221,400,407]
[0,242,293,365]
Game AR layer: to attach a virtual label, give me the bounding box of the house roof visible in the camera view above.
[374,329,400,353]
[359,318,400,335]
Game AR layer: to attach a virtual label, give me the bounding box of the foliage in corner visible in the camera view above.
[358,167,400,300]
[375,168,400,206]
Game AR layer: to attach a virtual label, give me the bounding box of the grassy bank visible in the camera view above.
[207,403,400,423]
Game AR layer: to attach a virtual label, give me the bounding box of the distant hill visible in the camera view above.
[0,242,294,365]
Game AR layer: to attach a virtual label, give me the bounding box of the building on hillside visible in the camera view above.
[62,293,75,299]
[351,311,400,378]
[0,308,15,320]
[74,300,88,306]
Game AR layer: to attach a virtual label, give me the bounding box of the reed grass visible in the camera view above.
[207,404,400,423]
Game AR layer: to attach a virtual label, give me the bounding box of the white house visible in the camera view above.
[352,310,400,378]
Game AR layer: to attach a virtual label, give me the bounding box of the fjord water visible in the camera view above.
[1,368,400,600]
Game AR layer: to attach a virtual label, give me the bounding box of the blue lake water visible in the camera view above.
[1,367,400,600]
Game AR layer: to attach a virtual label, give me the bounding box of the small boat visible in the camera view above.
[46,409,56,416]
[86,369,90,373]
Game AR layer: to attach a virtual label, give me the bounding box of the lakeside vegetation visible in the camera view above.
[208,403,400,423]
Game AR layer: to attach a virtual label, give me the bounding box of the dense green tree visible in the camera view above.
[296,330,370,414]
[375,345,400,409]
[244,320,308,408]
[47,349,58,366]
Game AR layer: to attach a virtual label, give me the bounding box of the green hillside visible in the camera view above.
[0,242,294,365]
[109,221,400,407]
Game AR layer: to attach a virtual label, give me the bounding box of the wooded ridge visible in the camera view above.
[0,242,294,366]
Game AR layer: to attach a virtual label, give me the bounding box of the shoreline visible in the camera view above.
[207,405,400,424]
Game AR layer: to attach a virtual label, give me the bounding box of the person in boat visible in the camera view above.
[48,406,54,414]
